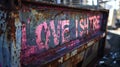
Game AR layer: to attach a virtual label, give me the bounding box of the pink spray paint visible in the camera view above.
[61,20,70,43]
[50,20,60,46]
[35,21,50,49]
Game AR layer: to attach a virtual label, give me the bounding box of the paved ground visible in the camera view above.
[96,22,120,67]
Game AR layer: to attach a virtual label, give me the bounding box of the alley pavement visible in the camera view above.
[96,22,120,67]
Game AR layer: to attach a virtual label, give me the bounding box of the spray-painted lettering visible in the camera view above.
[20,9,102,60]
[22,15,101,49]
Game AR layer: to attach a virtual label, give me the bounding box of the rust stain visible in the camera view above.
[41,12,51,20]
[31,9,52,21]
[6,12,19,48]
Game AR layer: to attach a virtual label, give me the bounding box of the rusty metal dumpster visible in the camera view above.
[0,0,109,67]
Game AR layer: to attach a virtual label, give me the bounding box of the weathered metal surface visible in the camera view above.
[0,9,22,67]
[20,2,105,66]
[82,42,99,67]
[0,0,109,67]
[0,9,9,67]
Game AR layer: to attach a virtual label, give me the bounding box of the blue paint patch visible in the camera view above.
[0,10,9,67]
[0,63,1,67]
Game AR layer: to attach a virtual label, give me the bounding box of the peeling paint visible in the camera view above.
[0,9,22,67]
[20,5,104,66]
[0,10,10,67]
[11,13,22,67]
[0,1,109,67]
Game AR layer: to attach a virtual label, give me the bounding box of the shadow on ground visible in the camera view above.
[96,21,120,67]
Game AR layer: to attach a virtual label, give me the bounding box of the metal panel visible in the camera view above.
[82,42,99,67]
[0,0,109,67]
[0,9,9,67]
[0,9,22,67]
[20,3,104,66]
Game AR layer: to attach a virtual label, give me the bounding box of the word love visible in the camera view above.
[22,14,101,50]
[35,15,101,49]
